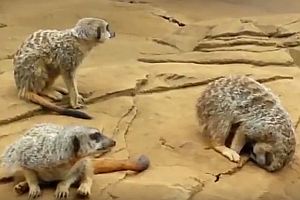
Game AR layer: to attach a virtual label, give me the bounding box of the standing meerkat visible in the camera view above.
[196,75,296,172]
[0,123,150,199]
[13,17,116,119]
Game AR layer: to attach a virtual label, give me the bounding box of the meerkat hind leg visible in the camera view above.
[53,86,69,95]
[16,169,41,199]
[14,181,29,195]
[39,88,63,101]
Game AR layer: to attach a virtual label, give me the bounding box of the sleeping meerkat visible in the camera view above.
[0,123,150,199]
[196,75,296,172]
[13,17,116,119]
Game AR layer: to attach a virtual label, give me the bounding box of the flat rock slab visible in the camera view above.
[138,50,295,66]
[1,2,300,200]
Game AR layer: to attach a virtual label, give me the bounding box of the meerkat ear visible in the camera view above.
[73,136,80,154]
[96,26,101,40]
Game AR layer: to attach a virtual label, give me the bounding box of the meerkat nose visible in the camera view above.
[108,140,116,147]
[110,32,116,38]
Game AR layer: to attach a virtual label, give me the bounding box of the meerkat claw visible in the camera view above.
[223,150,240,163]
[55,187,69,199]
[28,185,41,199]
[77,183,91,198]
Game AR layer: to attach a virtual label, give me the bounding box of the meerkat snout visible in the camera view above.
[251,142,273,166]
[71,127,116,157]
[87,131,116,152]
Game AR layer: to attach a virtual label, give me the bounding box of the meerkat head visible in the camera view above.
[72,17,116,43]
[250,142,273,167]
[69,126,116,157]
[250,142,288,172]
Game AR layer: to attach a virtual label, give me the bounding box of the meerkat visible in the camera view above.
[13,17,116,119]
[196,75,296,172]
[0,123,150,199]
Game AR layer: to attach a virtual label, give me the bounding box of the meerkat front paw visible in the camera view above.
[77,183,91,198]
[222,149,240,163]
[213,145,240,163]
[28,185,41,199]
[55,184,70,199]
[14,181,29,195]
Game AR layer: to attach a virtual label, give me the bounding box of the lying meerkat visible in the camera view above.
[0,123,149,199]
[196,75,296,172]
[13,17,116,119]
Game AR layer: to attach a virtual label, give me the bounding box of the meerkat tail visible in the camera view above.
[92,155,150,174]
[0,167,14,183]
[23,91,92,119]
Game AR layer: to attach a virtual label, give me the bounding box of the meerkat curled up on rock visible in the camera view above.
[13,17,116,119]
[196,75,296,172]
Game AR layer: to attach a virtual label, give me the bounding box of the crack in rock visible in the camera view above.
[152,12,186,27]
[112,104,136,137]
[0,109,44,126]
[193,39,277,51]
[137,76,223,94]
[0,54,14,61]
[185,178,205,200]
[152,38,182,51]
[159,137,176,150]
[206,155,250,183]
[100,172,132,200]
[197,46,280,53]
[0,23,7,28]
[206,30,268,39]
[138,57,293,66]
[112,0,148,4]
[85,88,135,105]
[138,50,294,67]
[255,75,293,83]
[0,75,293,127]
[109,97,138,161]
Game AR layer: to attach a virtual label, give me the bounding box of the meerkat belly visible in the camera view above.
[36,164,72,182]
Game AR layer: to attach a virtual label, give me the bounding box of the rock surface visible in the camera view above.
[1,0,300,199]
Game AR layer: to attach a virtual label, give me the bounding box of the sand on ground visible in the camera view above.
[1,0,300,199]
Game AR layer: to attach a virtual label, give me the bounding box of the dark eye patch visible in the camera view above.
[265,152,273,166]
[106,24,110,31]
[96,26,101,40]
[89,132,101,142]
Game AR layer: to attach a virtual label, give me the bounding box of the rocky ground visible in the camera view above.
[1,0,300,199]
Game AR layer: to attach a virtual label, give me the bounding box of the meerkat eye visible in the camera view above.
[89,132,101,142]
[96,27,101,40]
[106,24,110,31]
